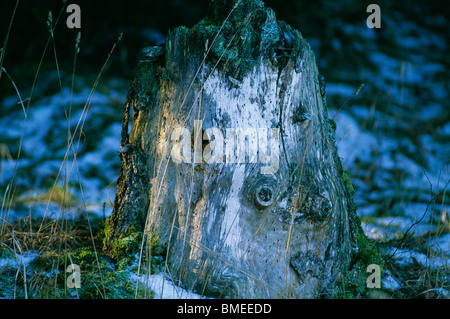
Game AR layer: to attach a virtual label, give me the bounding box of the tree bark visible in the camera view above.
[106,0,365,298]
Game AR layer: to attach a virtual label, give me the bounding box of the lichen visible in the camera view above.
[328,118,337,134]
[342,169,355,195]
[316,70,385,298]
[60,247,152,299]
[102,221,141,266]
[134,61,162,112]
[290,251,325,283]
[328,210,386,299]
[186,0,307,81]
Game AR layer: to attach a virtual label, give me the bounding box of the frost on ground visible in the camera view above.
[131,273,208,299]
[317,3,449,297]
[0,75,127,222]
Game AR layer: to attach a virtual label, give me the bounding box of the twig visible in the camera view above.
[332,83,365,120]
[389,177,450,259]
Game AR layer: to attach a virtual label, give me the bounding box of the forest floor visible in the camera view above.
[0,2,449,299]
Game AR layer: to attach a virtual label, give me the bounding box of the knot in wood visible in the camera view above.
[250,176,278,208]
[139,46,165,62]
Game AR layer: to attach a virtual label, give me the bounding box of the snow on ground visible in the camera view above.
[0,75,125,223]
[130,272,208,299]
[313,2,450,295]
[387,247,449,269]
[0,251,38,269]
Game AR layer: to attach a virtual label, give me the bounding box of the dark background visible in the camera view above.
[1,0,448,95]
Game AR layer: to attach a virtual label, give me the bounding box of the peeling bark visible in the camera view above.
[107,0,362,298]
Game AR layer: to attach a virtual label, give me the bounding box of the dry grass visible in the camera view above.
[0,1,128,299]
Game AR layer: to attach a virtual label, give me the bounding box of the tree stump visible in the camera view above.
[106,0,372,298]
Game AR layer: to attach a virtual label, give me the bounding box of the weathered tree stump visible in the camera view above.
[106,0,372,298]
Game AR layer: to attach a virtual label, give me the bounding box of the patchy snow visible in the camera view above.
[435,234,450,256]
[388,247,450,268]
[130,272,209,299]
[0,76,124,223]
[331,110,378,167]
[361,216,434,241]
[0,251,38,269]
[326,83,357,98]
[382,270,402,291]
